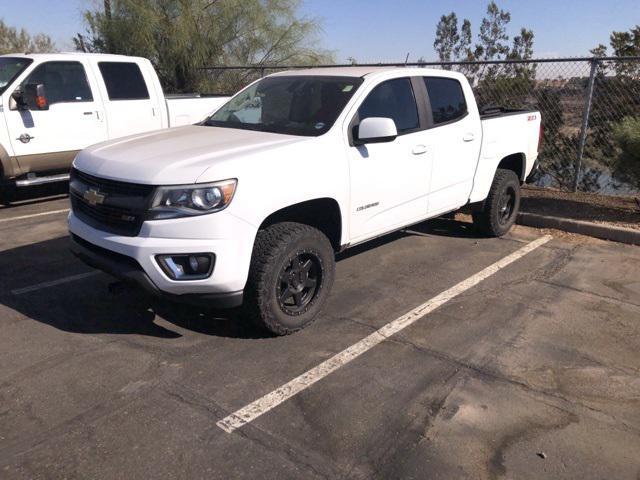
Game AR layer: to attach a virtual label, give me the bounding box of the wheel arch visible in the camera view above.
[496,152,527,183]
[258,198,343,251]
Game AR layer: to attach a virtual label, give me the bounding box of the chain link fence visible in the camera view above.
[200,57,640,195]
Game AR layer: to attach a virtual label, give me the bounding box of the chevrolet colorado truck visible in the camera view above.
[0,53,228,194]
[69,67,542,335]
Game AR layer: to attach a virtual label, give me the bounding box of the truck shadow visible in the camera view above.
[0,217,479,340]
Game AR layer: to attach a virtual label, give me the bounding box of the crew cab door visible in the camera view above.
[423,77,482,215]
[5,60,107,172]
[95,61,163,139]
[347,77,433,242]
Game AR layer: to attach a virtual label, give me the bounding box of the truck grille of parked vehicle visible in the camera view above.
[69,168,154,237]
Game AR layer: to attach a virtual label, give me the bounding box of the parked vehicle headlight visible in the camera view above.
[149,179,237,219]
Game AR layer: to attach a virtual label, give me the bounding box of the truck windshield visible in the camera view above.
[205,75,363,137]
[0,57,33,95]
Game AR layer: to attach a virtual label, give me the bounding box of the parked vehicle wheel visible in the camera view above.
[243,222,335,335]
[472,168,521,237]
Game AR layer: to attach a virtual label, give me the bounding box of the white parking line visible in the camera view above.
[0,208,70,224]
[216,234,553,433]
[11,271,101,295]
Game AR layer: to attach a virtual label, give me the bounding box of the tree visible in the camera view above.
[588,25,640,188]
[477,1,511,62]
[0,19,55,54]
[433,13,459,65]
[432,2,534,84]
[612,116,640,187]
[507,28,535,79]
[75,0,334,93]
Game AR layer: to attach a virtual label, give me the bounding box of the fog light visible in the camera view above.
[156,253,214,280]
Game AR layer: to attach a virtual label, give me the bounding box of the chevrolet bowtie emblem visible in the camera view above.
[83,188,106,206]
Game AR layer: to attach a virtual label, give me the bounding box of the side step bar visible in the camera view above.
[15,173,70,187]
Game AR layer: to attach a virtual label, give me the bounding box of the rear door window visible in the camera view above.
[357,78,420,134]
[423,77,467,125]
[98,62,150,100]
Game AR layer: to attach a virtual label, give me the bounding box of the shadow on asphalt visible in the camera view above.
[0,217,482,340]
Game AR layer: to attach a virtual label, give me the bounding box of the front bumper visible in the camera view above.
[70,234,243,308]
[68,210,256,308]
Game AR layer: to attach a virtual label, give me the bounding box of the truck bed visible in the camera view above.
[166,95,230,127]
[479,106,537,120]
[468,108,542,203]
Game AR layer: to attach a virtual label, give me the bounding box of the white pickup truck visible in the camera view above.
[0,53,228,192]
[69,67,542,335]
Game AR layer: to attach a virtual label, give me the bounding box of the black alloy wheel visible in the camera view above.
[277,250,323,315]
[498,184,517,226]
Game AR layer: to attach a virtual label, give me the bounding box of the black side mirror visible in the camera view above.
[11,87,28,111]
[13,84,49,111]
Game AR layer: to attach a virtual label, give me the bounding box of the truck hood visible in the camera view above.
[74,125,305,184]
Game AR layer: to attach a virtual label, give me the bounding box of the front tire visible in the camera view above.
[243,222,335,335]
[472,169,521,237]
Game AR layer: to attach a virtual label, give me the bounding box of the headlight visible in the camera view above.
[149,179,237,219]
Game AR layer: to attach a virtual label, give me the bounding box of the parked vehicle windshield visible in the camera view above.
[0,57,33,95]
[205,75,363,136]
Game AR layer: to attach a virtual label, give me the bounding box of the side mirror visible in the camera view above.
[10,87,27,111]
[13,84,49,111]
[355,117,398,145]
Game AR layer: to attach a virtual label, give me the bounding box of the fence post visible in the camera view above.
[572,59,598,192]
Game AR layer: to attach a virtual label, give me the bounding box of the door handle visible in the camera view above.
[83,111,93,115]
[412,144,428,155]
[463,133,475,142]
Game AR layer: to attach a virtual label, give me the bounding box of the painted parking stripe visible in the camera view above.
[0,208,70,224]
[11,271,101,295]
[217,234,553,433]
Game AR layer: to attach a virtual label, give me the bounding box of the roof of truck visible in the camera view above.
[269,66,461,79]
[0,52,147,62]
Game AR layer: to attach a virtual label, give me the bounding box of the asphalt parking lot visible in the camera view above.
[1,189,639,480]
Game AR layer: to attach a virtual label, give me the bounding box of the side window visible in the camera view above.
[357,78,419,134]
[98,62,150,100]
[423,77,467,125]
[22,61,93,105]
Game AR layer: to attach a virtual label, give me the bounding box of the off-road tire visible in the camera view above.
[472,168,521,237]
[243,222,335,336]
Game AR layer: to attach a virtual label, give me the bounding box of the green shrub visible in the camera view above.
[612,116,640,186]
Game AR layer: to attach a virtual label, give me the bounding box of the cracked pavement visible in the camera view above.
[0,190,639,479]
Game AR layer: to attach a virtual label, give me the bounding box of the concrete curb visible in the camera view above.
[517,212,640,246]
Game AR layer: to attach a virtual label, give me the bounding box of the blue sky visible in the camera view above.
[1,0,637,61]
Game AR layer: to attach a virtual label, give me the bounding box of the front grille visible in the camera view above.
[70,168,155,236]
[73,168,154,197]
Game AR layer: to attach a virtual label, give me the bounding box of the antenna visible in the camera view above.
[404,53,410,65]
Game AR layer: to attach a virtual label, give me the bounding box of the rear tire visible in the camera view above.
[472,169,521,237]
[243,222,335,336]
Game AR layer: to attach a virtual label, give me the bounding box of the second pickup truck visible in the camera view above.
[0,53,228,192]
[69,66,542,335]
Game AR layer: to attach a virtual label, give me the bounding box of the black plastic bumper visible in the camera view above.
[525,159,540,184]
[70,234,243,309]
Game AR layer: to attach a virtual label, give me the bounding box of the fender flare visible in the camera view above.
[0,143,20,181]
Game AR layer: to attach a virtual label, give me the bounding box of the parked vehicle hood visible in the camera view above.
[73,125,305,184]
